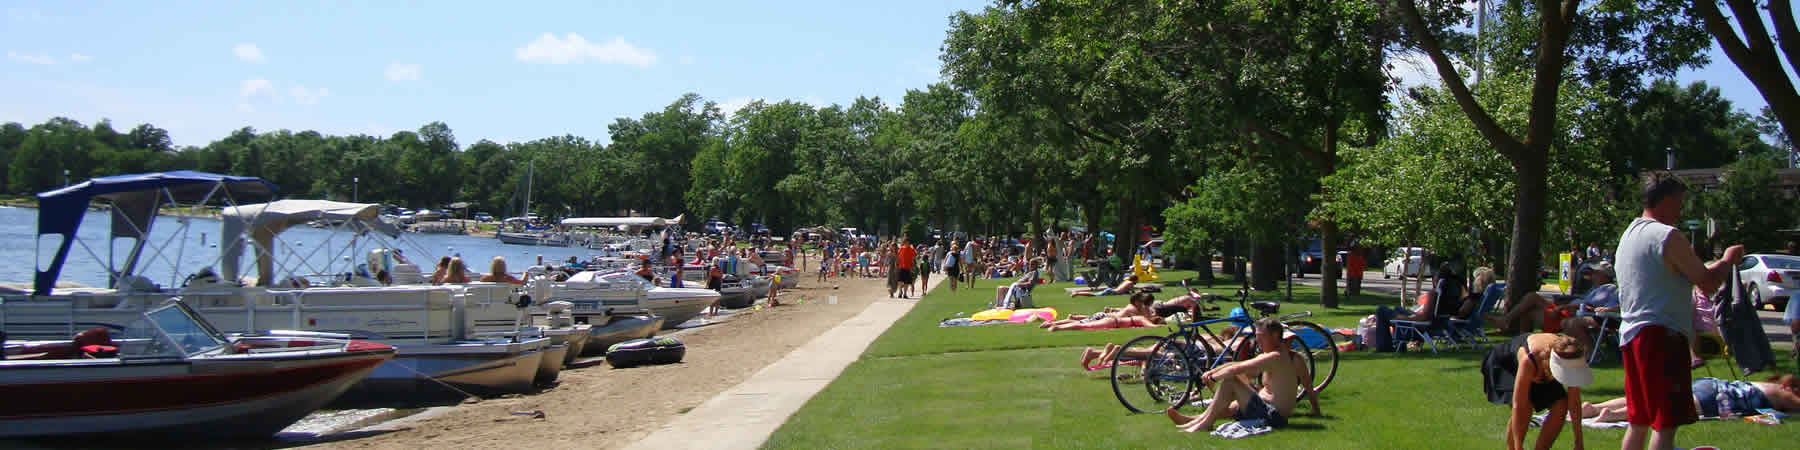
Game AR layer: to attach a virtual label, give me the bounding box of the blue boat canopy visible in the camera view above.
[34,171,277,295]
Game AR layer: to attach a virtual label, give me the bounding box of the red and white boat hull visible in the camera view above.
[0,345,392,438]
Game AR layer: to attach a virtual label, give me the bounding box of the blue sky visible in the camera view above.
[0,1,1784,148]
[1,1,980,146]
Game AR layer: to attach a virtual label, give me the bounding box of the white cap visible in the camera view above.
[1549,352,1594,388]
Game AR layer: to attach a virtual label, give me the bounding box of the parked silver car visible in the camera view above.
[1739,253,1800,311]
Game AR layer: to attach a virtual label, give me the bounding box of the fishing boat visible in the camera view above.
[552,270,715,330]
[0,299,396,439]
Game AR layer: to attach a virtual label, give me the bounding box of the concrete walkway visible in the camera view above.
[624,275,944,450]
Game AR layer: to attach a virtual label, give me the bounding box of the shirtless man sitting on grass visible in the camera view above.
[1166,317,1320,433]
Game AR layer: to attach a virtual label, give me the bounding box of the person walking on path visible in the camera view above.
[944,239,962,293]
[896,238,917,299]
[918,243,932,296]
[1615,175,1745,450]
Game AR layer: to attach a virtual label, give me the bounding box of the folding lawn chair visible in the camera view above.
[1392,282,1459,353]
[1584,311,1622,364]
[1449,283,1505,349]
[995,269,1040,309]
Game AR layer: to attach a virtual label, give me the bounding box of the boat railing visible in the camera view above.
[1,291,196,339]
[259,286,458,341]
[458,282,529,335]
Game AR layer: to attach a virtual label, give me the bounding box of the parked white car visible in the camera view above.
[1739,253,1800,311]
[1383,247,1428,279]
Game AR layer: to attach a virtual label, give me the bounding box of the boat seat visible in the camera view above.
[390,264,424,285]
[5,328,117,360]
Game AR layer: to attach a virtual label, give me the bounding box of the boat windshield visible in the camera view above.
[144,302,228,356]
[598,271,655,289]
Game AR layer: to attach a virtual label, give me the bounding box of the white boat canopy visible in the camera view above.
[561,215,683,228]
[220,200,401,285]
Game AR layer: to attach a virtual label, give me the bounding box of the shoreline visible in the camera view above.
[2,202,498,235]
[302,275,891,449]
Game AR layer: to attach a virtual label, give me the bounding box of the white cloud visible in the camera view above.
[385,62,421,81]
[289,85,329,105]
[7,51,54,65]
[716,97,758,118]
[514,33,657,67]
[67,53,90,62]
[239,78,275,99]
[234,43,265,63]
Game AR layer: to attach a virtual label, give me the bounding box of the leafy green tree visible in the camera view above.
[9,132,65,193]
[126,124,173,153]
[608,93,724,217]
[1395,0,1708,303]
[0,122,25,191]
[1322,75,1612,276]
[1691,156,1799,252]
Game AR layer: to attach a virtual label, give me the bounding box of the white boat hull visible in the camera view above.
[340,339,548,405]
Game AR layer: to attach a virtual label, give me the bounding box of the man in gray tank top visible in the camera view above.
[1614,175,1744,450]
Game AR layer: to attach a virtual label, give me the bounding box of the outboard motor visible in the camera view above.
[545,301,575,328]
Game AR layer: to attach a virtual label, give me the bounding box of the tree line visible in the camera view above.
[6,1,1800,308]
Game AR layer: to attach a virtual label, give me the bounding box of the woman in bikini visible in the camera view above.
[1047,292,1159,332]
[1481,332,1591,450]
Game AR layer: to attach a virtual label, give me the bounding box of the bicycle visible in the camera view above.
[1109,282,1339,413]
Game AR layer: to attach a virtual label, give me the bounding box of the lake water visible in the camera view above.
[0,206,610,289]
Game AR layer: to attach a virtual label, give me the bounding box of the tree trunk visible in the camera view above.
[1697,0,1800,148]
[1503,155,1550,305]
[1195,241,1214,281]
[1320,219,1341,308]
[1250,239,1283,291]
[1029,188,1043,243]
[1318,124,1341,308]
[1221,236,1237,275]
[1084,201,1103,260]
[1112,196,1139,263]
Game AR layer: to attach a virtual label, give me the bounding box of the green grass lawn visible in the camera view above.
[765,271,1795,449]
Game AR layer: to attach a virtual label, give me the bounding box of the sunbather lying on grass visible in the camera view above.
[1579,375,1800,422]
[1044,293,1158,331]
[1072,274,1138,296]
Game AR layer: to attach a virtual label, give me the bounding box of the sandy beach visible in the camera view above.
[309,273,895,450]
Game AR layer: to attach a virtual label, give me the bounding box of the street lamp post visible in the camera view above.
[62,169,69,187]
[353,177,359,203]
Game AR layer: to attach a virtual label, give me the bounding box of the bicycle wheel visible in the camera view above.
[1110,334,1197,413]
[1284,320,1339,394]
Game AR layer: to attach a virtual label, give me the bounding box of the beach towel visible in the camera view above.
[1210,419,1273,439]
[1531,412,1690,429]
[970,308,1014,321]
[938,318,1010,327]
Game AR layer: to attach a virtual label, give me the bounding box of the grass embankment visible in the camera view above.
[766,270,1793,449]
